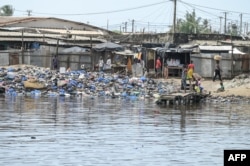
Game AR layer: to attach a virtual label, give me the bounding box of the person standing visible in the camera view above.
[140,57,145,76]
[213,60,222,81]
[52,56,58,70]
[181,65,187,93]
[106,56,111,67]
[155,57,162,78]
[132,58,137,77]
[98,57,104,72]
[105,55,112,72]
[164,62,168,79]
[187,60,194,90]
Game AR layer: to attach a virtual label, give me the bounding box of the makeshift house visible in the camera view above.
[58,46,91,71]
[0,16,111,68]
[191,45,248,78]
[113,50,137,74]
[92,42,124,71]
[146,47,192,77]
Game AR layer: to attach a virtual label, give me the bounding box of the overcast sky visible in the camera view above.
[1,0,250,33]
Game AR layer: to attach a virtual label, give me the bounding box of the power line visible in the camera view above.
[179,0,250,16]
[15,0,170,16]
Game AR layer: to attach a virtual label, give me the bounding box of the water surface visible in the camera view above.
[0,96,250,166]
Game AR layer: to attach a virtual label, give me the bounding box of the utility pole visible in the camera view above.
[224,12,227,34]
[240,13,242,35]
[148,22,150,33]
[219,16,223,34]
[107,19,109,30]
[125,22,127,33]
[173,0,177,34]
[132,19,134,33]
[26,10,32,16]
[172,0,177,44]
[247,23,249,34]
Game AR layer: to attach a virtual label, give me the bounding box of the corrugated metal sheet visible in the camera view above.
[229,48,246,54]
[0,17,45,26]
[0,27,103,35]
[199,45,232,51]
[0,31,105,43]
[149,47,192,53]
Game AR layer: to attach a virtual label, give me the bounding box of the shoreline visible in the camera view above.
[156,77,250,98]
[1,65,250,101]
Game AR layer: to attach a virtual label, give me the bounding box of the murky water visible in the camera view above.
[0,96,250,166]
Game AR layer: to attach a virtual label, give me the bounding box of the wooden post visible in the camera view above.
[56,39,59,57]
[90,36,93,71]
[21,30,24,64]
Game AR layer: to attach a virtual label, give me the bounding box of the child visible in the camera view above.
[181,65,187,93]
[197,78,203,93]
[193,78,203,93]
[217,81,225,92]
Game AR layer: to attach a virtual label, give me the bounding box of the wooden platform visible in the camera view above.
[156,92,210,105]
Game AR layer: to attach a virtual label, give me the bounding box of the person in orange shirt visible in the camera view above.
[187,60,194,90]
[155,57,162,78]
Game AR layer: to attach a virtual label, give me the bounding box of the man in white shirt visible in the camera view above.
[106,56,111,69]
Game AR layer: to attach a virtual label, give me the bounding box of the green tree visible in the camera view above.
[200,19,212,34]
[0,5,14,16]
[173,11,218,34]
[177,10,201,34]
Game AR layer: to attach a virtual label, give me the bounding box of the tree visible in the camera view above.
[200,19,212,34]
[173,10,215,34]
[177,10,201,34]
[0,5,14,16]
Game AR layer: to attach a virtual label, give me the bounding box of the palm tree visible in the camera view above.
[172,10,202,34]
[0,5,14,16]
[179,10,201,34]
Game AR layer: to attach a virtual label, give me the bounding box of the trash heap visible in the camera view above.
[0,65,179,99]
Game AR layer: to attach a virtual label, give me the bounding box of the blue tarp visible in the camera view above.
[93,42,124,52]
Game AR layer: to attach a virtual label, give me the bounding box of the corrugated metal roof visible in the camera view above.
[0,17,46,26]
[0,16,113,35]
[229,48,246,54]
[0,27,103,35]
[114,50,136,56]
[148,47,192,53]
[0,31,105,42]
[199,45,232,51]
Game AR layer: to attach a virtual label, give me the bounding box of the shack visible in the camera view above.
[58,46,91,71]
[191,45,248,79]
[145,47,192,77]
[92,42,124,72]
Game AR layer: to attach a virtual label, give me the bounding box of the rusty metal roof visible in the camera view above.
[0,17,47,26]
[0,16,113,35]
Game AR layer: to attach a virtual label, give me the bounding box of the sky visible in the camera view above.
[1,0,250,33]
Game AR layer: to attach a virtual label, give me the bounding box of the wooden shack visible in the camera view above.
[145,47,192,77]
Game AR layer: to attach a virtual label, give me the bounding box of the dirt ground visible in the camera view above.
[201,79,250,97]
[161,77,250,97]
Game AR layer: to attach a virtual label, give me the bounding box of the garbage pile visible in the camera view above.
[0,65,179,99]
[225,74,250,89]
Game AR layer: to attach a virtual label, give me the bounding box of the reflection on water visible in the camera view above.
[0,96,250,166]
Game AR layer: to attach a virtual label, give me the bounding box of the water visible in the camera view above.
[0,96,250,166]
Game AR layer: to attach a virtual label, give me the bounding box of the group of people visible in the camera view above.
[181,59,224,93]
[181,60,195,93]
[179,59,224,93]
[155,57,169,79]
[98,56,111,72]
